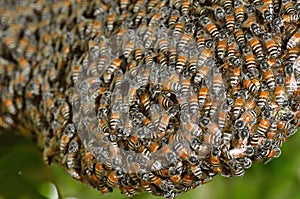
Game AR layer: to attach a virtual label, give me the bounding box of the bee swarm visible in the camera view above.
[0,0,300,198]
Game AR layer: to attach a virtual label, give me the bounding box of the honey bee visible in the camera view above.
[274,85,286,106]
[286,45,299,64]
[210,4,226,22]
[184,120,202,137]
[180,0,190,15]
[263,33,280,58]
[173,18,186,37]
[148,141,159,153]
[221,0,233,12]
[157,112,173,133]
[149,173,163,188]
[243,78,259,93]
[257,118,271,136]
[225,9,235,33]
[107,58,122,75]
[216,30,228,60]
[242,109,257,125]
[17,36,30,54]
[144,30,157,49]
[66,138,80,169]
[244,50,258,77]
[284,23,298,40]
[147,0,159,11]
[230,160,245,177]
[106,171,120,187]
[67,168,81,180]
[229,67,241,87]
[111,69,123,90]
[190,161,203,179]
[217,109,229,130]
[245,32,264,60]
[157,93,173,110]
[95,54,107,73]
[282,0,295,14]
[277,120,292,132]
[176,54,188,73]
[285,74,297,95]
[282,12,300,23]
[168,133,184,145]
[210,147,222,173]
[170,0,183,9]
[133,0,144,12]
[122,40,135,59]
[193,58,213,85]
[140,180,152,193]
[182,173,194,187]
[99,117,110,134]
[233,96,245,118]
[180,78,191,96]
[178,33,192,50]
[161,77,181,92]
[199,16,220,39]
[60,101,71,121]
[6,63,15,79]
[156,33,168,54]
[132,46,144,62]
[106,11,117,34]
[18,57,31,76]
[126,60,138,78]
[137,90,150,114]
[234,0,245,23]
[174,142,190,160]
[85,59,98,77]
[196,29,209,50]
[287,30,300,49]
[189,93,199,114]
[177,95,189,111]
[0,114,14,129]
[14,96,23,111]
[2,34,17,50]
[119,183,137,197]
[94,162,104,180]
[185,20,196,35]
[263,69,276,89]
[144,50,155,67]
[228,51,242,70]
[4,98,17,115]
[212,70,224,96]
[128,134,140,150]
[168,9,180,27]
[190,138,210,157]
[168,46,177,67]
[187,48,198,73]
[119,0,130,11]
[202,97,213,117]
[257,90,269,108]
[98,180,112,194]
[60,133,71,157]
[263,147,281,164]
[149,12,163,27]
[258,4,273,23]
[228,147,248,160]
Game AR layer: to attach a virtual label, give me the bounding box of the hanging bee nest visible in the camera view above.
[0,0,299,198]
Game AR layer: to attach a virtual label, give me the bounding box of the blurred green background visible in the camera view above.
[0,128,299,199]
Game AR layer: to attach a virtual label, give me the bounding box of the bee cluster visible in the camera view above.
[0,0,300,198]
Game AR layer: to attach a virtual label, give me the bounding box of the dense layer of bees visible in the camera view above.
[0,0,300,198]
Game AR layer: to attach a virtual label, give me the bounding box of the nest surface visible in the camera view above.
[0,0,300,198]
